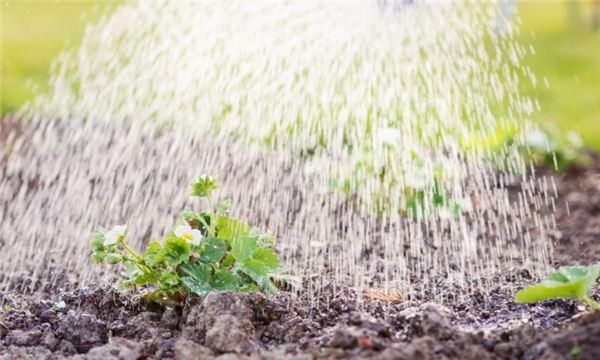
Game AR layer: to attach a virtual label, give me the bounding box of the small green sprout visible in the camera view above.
[570,345,582,358]
[91,176,289,304]
[190,175,219,198]
[515,264,600,310]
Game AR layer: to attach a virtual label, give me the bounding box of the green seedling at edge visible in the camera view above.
[515,264,600,311]
[570,345,582,358]
[90,175,291,304]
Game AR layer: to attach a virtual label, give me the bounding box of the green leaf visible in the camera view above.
[211,269,239,291]
[515,279,587,303]
[180,262,213,296]
[216,216,252,242]
[106,253,123,265]
[240,258,268,283]
[232,236,259,262]
[158,270,181,288]
[160,235,191,266]
[221,253,235,268]
[515,264,600,303]
[90,231,110,263]
[120,262,145,287]
[251,247,281,271]
[239,259,279,294]
[199,237,228,263]
[549,265,599,290]
[190,175,219,198]
[90,231,106,250]
[181,277,213,296]
[132,270,159,286]
[570,345,582,358]
[143,241,163,266]
[180,262,212,284]
[583,265,600,290]
[91,250,107,263]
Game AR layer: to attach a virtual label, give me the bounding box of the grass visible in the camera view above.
[1,1,599,148]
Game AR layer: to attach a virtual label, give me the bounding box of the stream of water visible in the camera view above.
[0,1,555,300]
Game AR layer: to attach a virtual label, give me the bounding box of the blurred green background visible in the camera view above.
[518,1,600,149]
[1,1,113,115]
[1,1,599,148]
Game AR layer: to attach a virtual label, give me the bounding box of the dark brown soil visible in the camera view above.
[543,151,600,266]
[0,273,598,360]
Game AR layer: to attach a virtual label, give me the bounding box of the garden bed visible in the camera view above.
[0,273,598,359]
[1,150,599,359]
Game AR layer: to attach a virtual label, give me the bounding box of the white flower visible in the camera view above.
[104,225,127,246]
[377,128,401,147]
[174,224,203,245]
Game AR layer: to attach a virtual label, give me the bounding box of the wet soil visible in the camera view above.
[1,118,599,359]
[0,273,598,360]
[542,151,600,266]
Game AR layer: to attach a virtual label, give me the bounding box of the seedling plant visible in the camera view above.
[91,175,288,303]
[515,264,600,310]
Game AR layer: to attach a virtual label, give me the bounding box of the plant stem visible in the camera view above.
[207,195,214,215]
[206,194,217,236]
[583,296,600,311]
[119,238,141,261]
[119,238,152,273]
[196,215,214,237]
